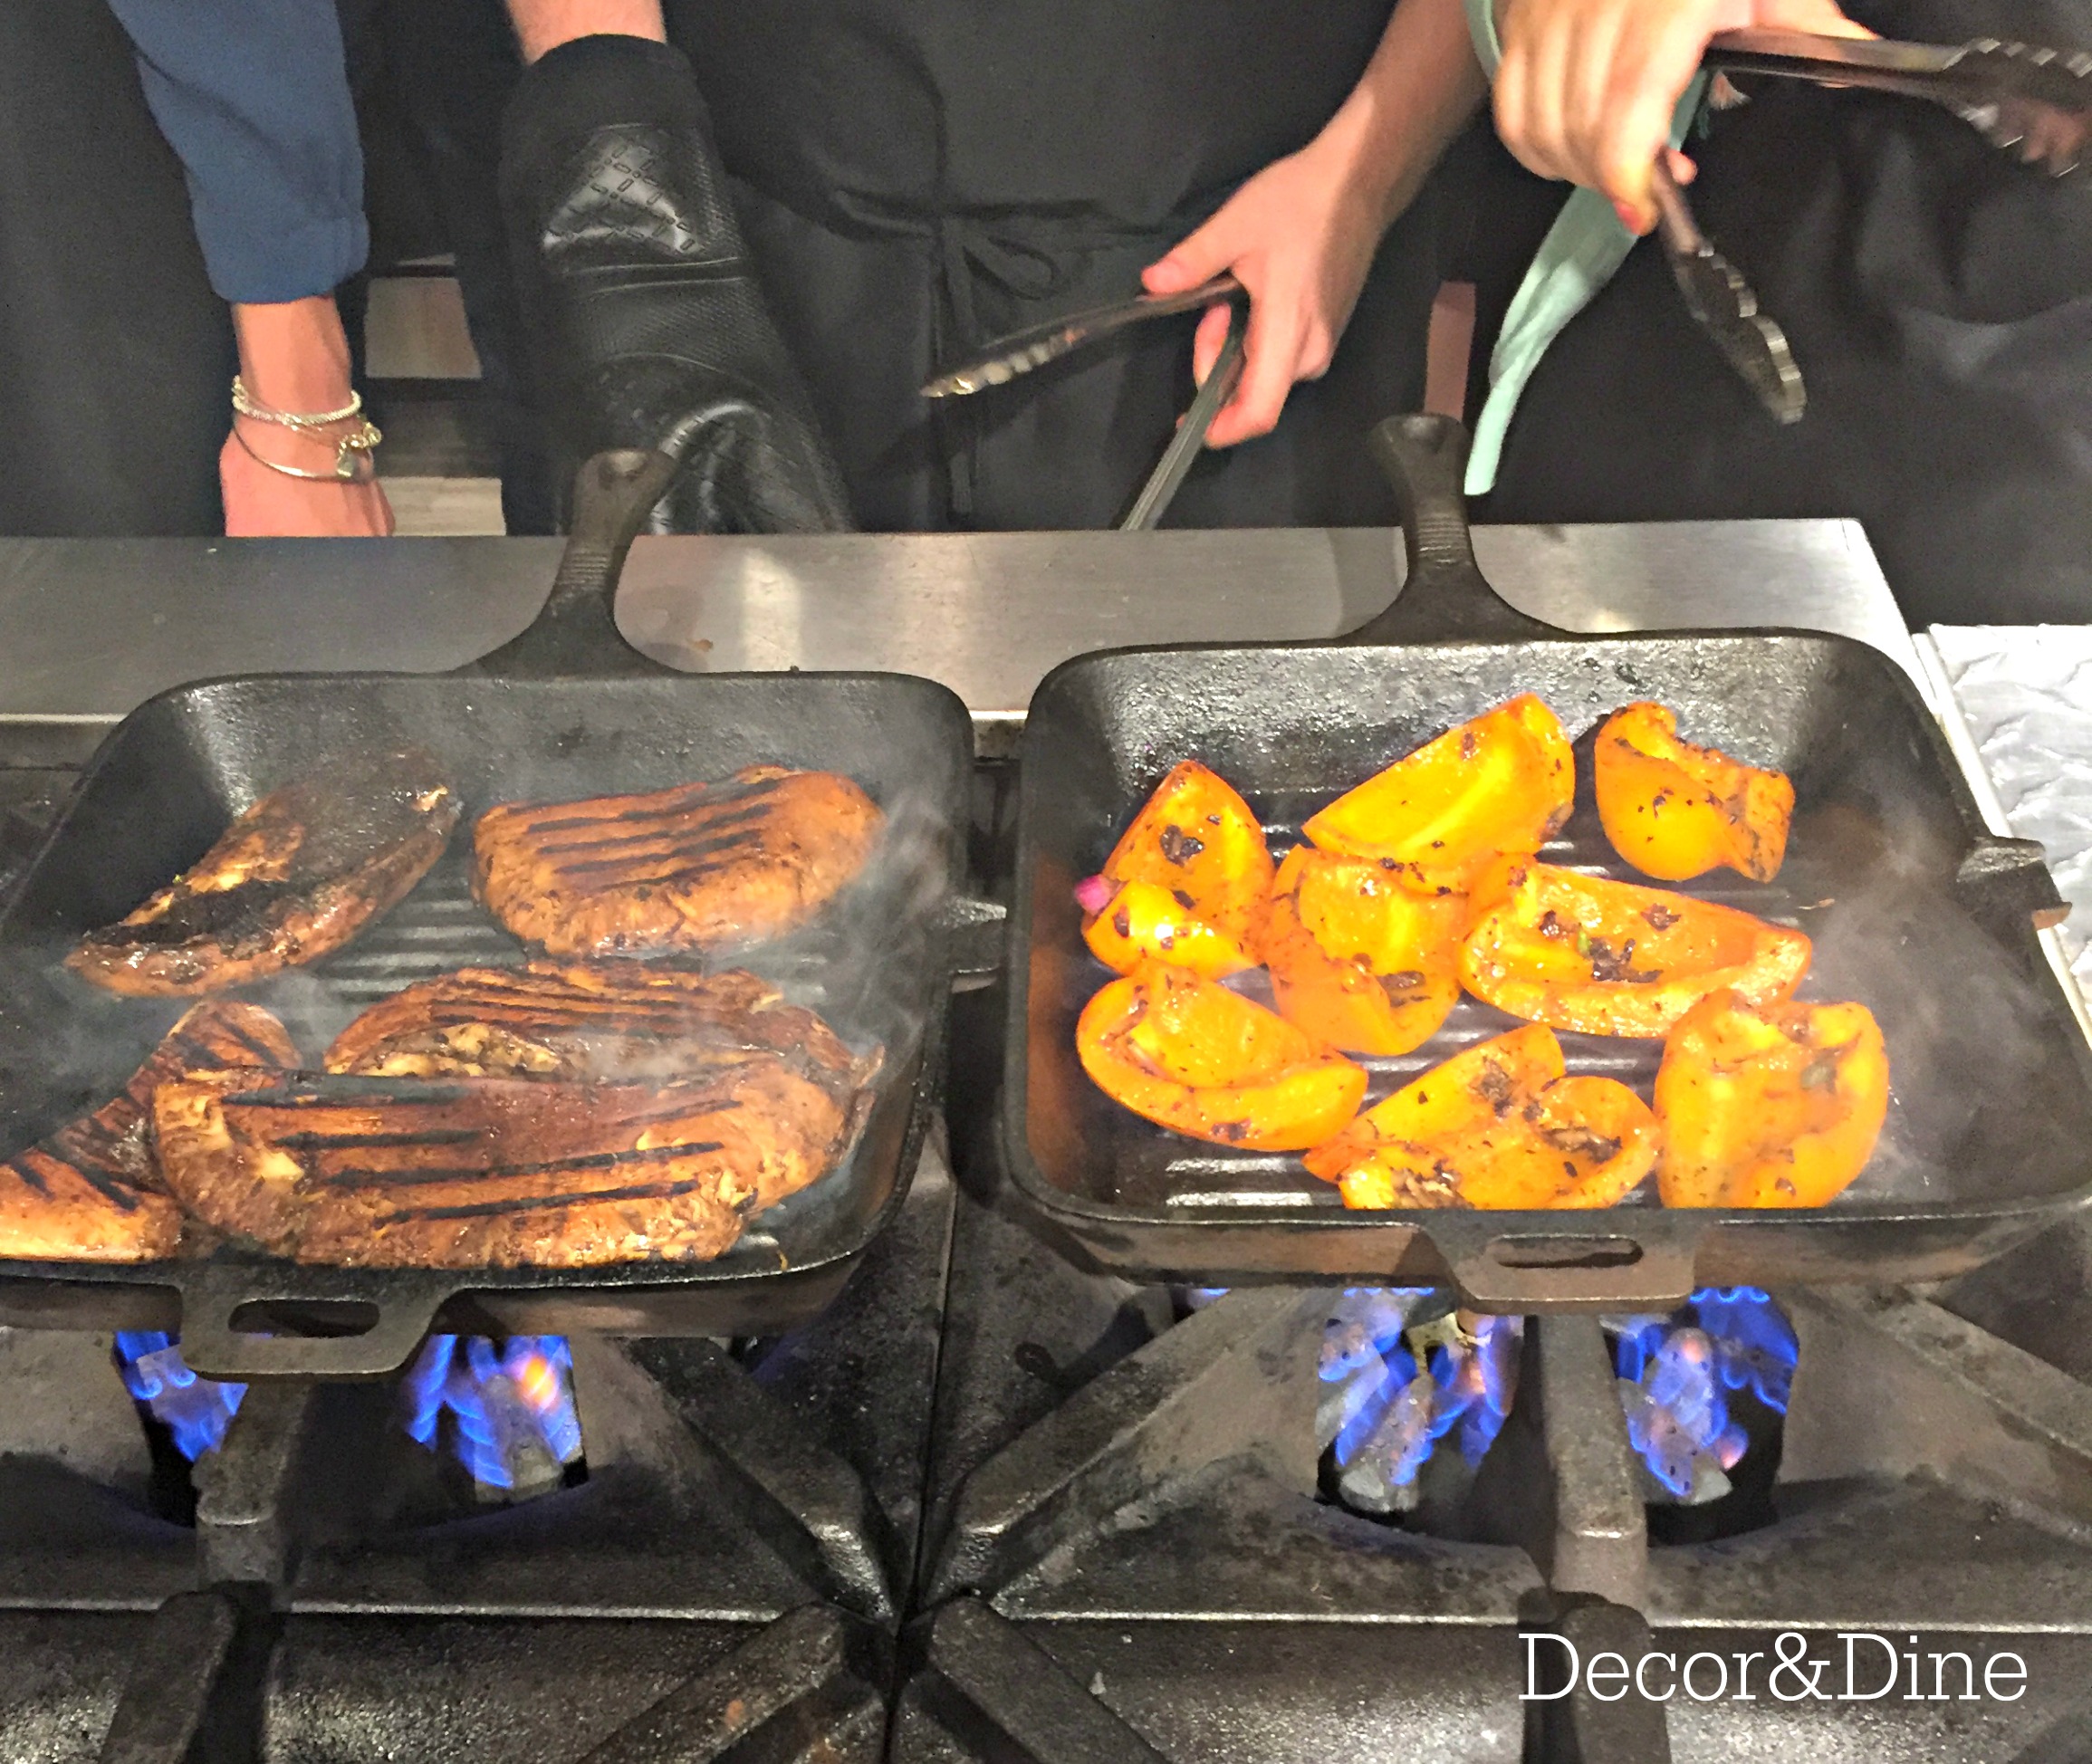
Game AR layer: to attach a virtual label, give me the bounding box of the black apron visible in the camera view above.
[663,0,1433,531]
[1485,0,2092,626]
[0,0,231,536]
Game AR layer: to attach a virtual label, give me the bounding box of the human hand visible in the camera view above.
[1493,0,1873,234]
[1141,135,1397,449]
[219,430,395,536]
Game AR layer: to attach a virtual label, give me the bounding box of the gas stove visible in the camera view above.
[0,593,2089,1762]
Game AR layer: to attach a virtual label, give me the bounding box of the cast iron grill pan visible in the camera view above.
[1002,417,2092,1310]
[0,453,978,1376]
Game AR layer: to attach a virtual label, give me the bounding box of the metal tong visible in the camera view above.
[1649,158,1805,424]
[1706,27,2092,174]
[921,273,1249,528]
[920,275,1243,399]
[1645,26,2091,422]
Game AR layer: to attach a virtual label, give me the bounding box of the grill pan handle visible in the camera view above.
[463,450,684,678]
[1343,415,1563,645]
[1430,1215,1698,1312]
[173,1265,454,1381]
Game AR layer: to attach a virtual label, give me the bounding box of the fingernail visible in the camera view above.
[1612,200,1639,233]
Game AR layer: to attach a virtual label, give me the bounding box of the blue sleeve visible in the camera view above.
[105,0,367,304]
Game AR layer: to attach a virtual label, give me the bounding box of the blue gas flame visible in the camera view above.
[401,1335,582,1492]
[1322,1290,1521,1491]
[1609,1288,1797,1498]
[113,1332,245,1461]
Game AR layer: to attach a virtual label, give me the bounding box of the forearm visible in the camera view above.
[105,0,366,304]
[504,0,666,62]
[1317,0,1489,230]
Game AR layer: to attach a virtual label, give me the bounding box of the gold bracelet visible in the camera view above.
[229,376,382,482]
[230,375,364,428]
[232,415,383,483]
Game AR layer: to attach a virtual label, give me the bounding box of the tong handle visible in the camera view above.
[1647,156,1704,257]
[1119,307,1247,530]
[1706,26,1964,81]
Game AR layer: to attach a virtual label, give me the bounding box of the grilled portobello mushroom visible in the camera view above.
[472,766,882,957]
[0,1000,298,1261]
[324,960,880,1094]
[69,748,459,997]
[151,1059,868,1268]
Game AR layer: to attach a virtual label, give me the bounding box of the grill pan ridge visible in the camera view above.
[1001,416,2092,1310]
[0,452,981,1376]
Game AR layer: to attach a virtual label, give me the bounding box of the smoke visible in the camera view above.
[0,750,957,1276]
[1777,797,2088,1206]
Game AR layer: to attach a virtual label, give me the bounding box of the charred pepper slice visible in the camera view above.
[1595,702,1795,883]
[1261,846,1464,1056]
[1303,1024,1659,1210]
[1077,962,1367,1152]
[1459,859,1811,1038]
[1080,878,1257,980]
[1655,990,1889,1208]
[1102,761,1274,945]
[1302,695,1573,895]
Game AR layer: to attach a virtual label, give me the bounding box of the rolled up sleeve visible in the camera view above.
[106,0,367,303]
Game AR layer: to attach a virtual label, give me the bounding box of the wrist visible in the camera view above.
[232,295,355,414]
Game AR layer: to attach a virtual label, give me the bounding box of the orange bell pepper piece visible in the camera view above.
[1102,761,1274,944]
[1594,703,1795,883]
[1081,879,1257,979]
[1303,1025,1659,1210]
[1077,962,1367,1152]
[1459,859,1810,1038]
[1655,990,1889,1208]
[1302,695,1574,895]
[1261,847,1464,1056]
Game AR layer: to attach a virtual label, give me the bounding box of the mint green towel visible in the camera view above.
[1461,0,1704,493]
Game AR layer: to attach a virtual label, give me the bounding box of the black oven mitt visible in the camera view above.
[499,34,854,533]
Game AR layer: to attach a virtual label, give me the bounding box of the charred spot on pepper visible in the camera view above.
[1472,1060,1517,1117]
[1538,909,1569,941]
[1157,825,1205,867]
[1113,907,1131,938]
[1172,888,1195,910]
[1586,935,1663,985]
[1379,969,1426,999]
[1642,904,1680,931]
[1799,1050,1844,1092]
[1540,1123,1623,1163]
[1460,730,1479,760]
